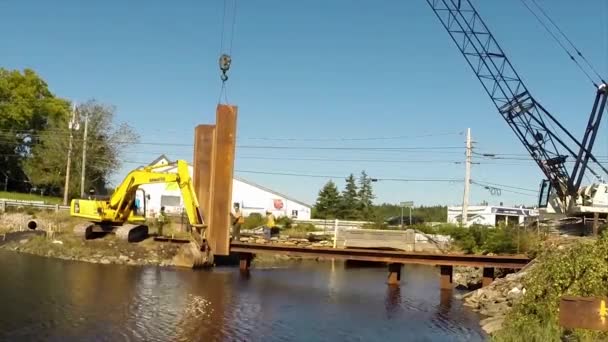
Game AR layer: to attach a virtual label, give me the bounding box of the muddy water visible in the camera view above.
[0,251,486,341]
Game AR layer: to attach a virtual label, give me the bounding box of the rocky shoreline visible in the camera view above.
[0,231,181,267]
[456,262,534,334]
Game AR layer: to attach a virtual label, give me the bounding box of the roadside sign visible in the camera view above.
[400,201,414,207]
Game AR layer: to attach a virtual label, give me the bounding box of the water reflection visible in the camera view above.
[0,252,487,342]
[385,285,402,319]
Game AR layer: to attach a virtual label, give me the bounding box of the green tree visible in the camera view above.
[313,180,341,219]
[0,68,69,191]
[372,203,447,223]
[23,100,139,198]
[340,174,360,220]
[358,170,375,220]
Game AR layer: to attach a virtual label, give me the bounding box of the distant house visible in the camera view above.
[447,205,538,227]
[136,155,312,220]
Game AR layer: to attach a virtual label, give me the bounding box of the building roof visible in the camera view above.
[148,154,171,166]
[147,155,312,209]
[233,176,312,208]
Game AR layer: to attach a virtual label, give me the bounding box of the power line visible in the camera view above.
[471,180,538,197]
[233,169,463,182]
[0,129,465,144]
[529,0,605,83]
[473,180,538,193]
[0,137,463,151]
[239,131,464,142]
[519,0,598,86]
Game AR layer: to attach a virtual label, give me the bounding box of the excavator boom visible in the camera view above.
[70,160,204,230]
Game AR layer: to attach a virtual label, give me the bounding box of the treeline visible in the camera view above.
[0,68,138,198]
[373,203,447,223]
[313,172,375,220]
[312,174,447,223]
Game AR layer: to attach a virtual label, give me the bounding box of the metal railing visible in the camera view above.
[293,218,372,231]
[0,200,69,212]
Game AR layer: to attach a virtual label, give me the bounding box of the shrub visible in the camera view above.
[275,216,293,229]
[362,217,389,230]
[292,223,317,232]
[493,234,608,341]
[243,213,265,230]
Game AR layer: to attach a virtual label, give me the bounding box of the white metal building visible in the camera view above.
[135,155,312,220]
[447,205,538,227]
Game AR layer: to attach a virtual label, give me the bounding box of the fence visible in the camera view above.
[0,200,69,213]
[293,218,372,231]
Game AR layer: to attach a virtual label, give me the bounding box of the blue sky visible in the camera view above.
[2,0,607,206]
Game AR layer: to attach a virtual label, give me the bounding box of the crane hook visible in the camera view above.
[219,54,232,82]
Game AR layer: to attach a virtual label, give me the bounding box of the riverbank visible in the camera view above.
[453,234,608,340]
[1,231,183,266]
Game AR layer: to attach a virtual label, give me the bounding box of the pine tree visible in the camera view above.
[358,170,375,220]
[313,180,341,219]
[340,174,360,220]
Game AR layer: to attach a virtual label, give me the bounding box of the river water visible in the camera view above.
[0,251,486,341]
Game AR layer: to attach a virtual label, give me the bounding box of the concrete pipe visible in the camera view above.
[27,220,39,230]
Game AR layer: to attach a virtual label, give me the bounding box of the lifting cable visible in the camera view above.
[519,0,602,87]
[218,0,238,104]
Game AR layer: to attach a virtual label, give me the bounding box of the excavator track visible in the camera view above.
[115,224,149,243]
[73,222,95,240]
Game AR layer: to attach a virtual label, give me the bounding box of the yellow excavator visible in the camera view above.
[69,160,211,267]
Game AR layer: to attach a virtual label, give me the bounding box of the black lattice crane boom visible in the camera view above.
[425,0,608,213]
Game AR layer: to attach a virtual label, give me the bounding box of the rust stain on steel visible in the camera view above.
[209,104,238,256]
[239,253,252,273]
[559,296,608,331]
[230,242,530,268]
[440,265,453,290]
[387,263,401,285]
[193,125,216,223]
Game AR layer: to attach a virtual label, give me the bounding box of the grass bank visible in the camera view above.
[0,191,62,204]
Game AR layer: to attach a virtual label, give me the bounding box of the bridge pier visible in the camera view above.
[387,263,402,285]
[440,265,453,290]
[482,267,495,287]
[239,253,253,274]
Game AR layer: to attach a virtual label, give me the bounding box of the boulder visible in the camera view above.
[480,316,505,334]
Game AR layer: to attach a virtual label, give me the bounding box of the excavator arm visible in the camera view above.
[71,160,204,227]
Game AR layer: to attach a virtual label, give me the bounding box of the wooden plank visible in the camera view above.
[208,104,238,256]
[560,296,608,331]
[193,125,216,223]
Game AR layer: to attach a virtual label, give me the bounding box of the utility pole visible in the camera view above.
[63,104,80,205]
[80,113,89,198]
[461,128,472,226]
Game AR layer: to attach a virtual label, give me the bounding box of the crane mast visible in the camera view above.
[425,0,608,210]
